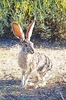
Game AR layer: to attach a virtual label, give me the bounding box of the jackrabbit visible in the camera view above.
[12,18,52,89]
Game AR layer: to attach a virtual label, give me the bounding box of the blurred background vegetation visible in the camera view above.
[0,0,66,41]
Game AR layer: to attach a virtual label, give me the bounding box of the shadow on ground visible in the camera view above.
[0,80,66,100]
[0,37,20,48]
[0,37,66,49]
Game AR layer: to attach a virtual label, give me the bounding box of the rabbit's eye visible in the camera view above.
[25,44,27,47]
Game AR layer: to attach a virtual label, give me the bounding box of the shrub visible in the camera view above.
[0,0,66,40]
[0,0,11,34]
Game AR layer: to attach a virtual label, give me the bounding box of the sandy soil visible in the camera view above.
[0,38,66,100]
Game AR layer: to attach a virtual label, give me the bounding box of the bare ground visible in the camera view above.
[0,38,66,100]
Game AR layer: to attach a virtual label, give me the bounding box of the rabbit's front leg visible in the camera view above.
[23,70,31,88]
[19,70,25,89]
[22,71,25,86]
[19,70,29,89]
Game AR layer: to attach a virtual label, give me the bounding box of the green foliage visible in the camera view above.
[0,0,66,40]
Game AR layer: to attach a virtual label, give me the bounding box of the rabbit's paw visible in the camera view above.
[18,84,25,90]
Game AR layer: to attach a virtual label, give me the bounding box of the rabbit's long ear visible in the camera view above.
[12,22,25,41]
[26,18,36,41]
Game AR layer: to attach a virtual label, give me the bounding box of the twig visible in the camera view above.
[58,89,65,100]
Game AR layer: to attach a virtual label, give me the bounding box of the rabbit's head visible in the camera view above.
[21,40,34,54]
[12,18,36,54]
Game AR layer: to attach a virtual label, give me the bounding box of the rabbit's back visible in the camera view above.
[30,52,52,73]
[18,50,52,73]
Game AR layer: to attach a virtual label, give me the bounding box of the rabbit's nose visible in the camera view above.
[31,49,34,54]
